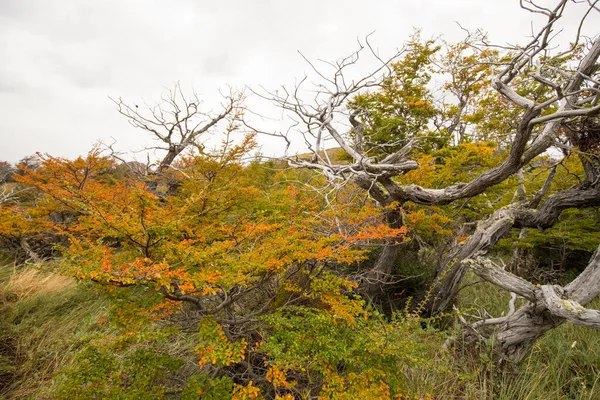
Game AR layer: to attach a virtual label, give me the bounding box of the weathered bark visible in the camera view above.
[495,305,560,362]
[456,143,600,360]
[468,247,600,362]
[429,184,600,314]
[428,210,515,314]
[359,244,403,297]
[356,167,600,313]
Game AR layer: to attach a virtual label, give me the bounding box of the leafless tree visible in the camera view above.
[16,155,42,173]
[262,0,600,361]
[110,83,244,178]
[0,161,15,183]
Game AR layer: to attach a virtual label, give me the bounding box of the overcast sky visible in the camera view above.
[0,0,598,163]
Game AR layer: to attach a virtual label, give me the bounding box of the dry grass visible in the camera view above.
[0,262,110,399]
[4,268,74,300]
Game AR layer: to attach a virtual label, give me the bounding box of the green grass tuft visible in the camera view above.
[0,261,111,399]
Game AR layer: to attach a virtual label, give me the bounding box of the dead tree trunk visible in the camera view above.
[351,178,406,296]
[360,243,403,297]
[468,247,600,362]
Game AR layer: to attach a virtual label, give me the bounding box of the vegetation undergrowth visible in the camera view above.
[3,255,600,399]
[0,257,446,399]
[0,256,205,399]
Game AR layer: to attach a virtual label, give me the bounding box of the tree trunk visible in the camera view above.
[494,305,561,362]
[468,246,600,362]
[354,202,404,298]
[427,211,515,314]
[360,243,402,297]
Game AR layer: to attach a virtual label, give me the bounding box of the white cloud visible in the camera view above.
[0,0,597,162]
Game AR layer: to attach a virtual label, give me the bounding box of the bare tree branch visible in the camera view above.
[111,83,244,174]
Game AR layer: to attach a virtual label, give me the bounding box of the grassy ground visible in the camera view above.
[0,256,201,399]
[0,255,111,399]
[1,256,599,399]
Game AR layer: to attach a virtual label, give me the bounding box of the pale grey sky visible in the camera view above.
[0,0,598,162]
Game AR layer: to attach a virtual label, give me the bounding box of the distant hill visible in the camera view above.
[294,147,349,163]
